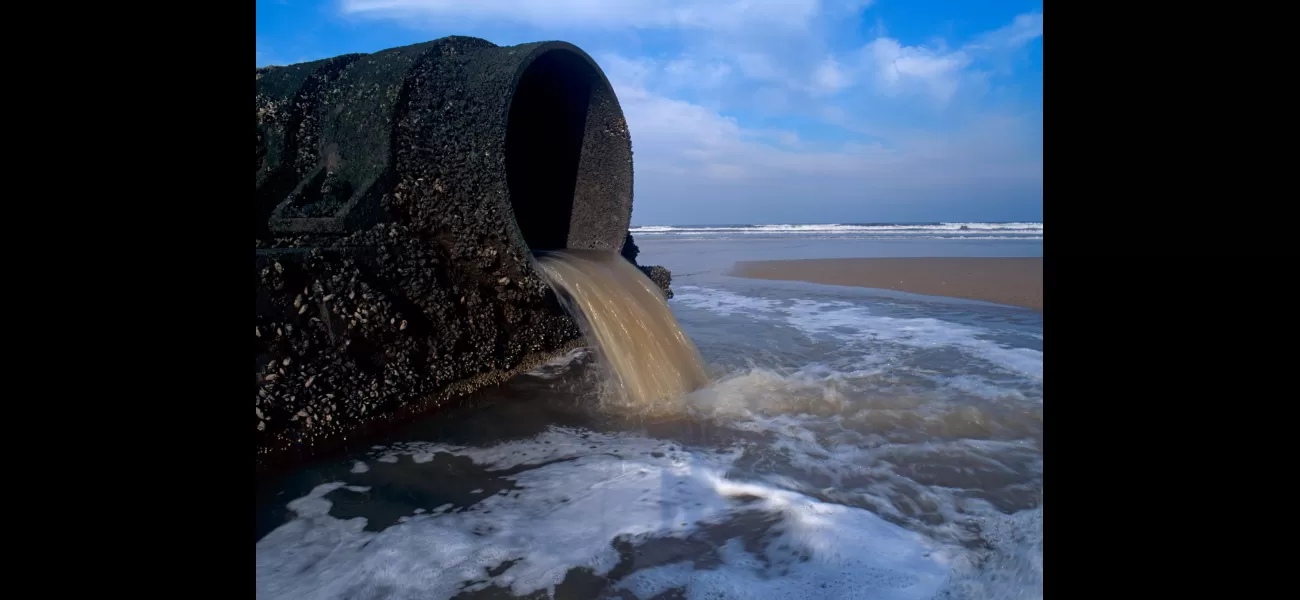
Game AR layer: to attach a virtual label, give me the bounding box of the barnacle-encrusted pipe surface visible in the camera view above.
[253,37,670,473]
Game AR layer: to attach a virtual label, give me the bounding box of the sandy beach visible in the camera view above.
[732,257,1043,311]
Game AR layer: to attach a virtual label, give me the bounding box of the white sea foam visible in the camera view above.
[259,276,1042,600]
[614,478,956,600]
[681,366,1041,547]
[673,287,1043,380]
[675,289,782,317]
[932,374,1033,402]
[939,507,1043,600]
[256,427,962,600]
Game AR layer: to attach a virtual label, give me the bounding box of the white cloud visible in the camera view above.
[602,54,1037,190]
[733,52,788,84]
[663,58,734,90]
[969,11,1044,52]
[331,2,1042,222]
[862,38,970,104]
[341,0,821,32]
[339,2,1036,110]
[606,54,735,95]
[599,9,1041,109]
[588,10,1043,218]
[811,57,852,95]
[852,11,1042,105]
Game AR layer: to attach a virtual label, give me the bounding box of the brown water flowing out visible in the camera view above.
[535,249,709,414]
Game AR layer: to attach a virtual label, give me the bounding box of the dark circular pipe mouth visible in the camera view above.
[505,47,623,253]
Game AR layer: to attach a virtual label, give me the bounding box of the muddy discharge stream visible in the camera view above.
[535,250,710,414]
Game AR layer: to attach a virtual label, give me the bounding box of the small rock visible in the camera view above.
[257,421,266,431]
[255,407,264,419]
[304,376,315,388]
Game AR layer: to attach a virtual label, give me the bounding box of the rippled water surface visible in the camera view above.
[256,238,1044,600]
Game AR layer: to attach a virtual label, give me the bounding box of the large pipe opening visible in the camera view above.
[505,49,596,252]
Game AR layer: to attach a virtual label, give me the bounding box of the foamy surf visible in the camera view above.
[257,427,963,600]
[672,286,1043,381]
[256,246,1042,600]
[258,354,1042,599]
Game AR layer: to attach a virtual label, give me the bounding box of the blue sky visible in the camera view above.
[257,1,1043,226]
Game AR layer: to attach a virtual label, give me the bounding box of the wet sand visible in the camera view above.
[732,257,1042,311]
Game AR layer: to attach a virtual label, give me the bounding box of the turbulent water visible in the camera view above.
[255,236,1044,600]
[534,249,709,415]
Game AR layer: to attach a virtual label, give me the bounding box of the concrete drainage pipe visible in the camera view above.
[254,36,667,473]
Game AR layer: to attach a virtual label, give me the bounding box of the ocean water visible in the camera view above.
[255,227,1044,600]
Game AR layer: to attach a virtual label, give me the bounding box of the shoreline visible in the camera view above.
[731,257,1042,311]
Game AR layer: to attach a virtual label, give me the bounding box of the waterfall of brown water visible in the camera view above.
[535,249,709,414]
